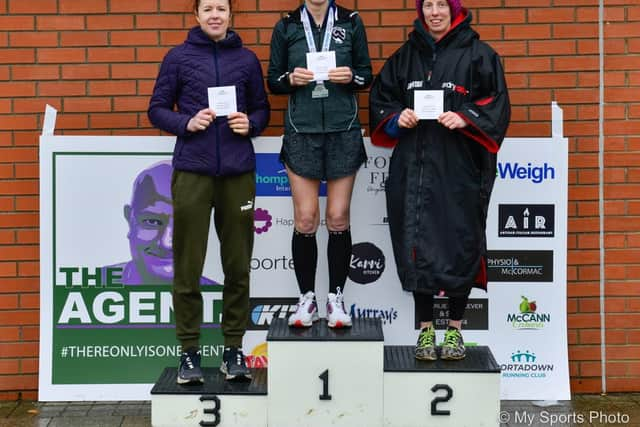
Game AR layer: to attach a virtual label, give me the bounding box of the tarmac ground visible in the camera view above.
[1,393,639,426]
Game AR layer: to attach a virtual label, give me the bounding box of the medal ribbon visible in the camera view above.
[301,4,334,84]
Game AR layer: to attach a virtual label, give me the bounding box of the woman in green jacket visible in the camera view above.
[267,0,372,329]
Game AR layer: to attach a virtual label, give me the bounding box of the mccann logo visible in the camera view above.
[487,250,553,282]
[249,298,299,330]
[501,350,554,379]
[499,204,555,237]
[348,242,385,285]
[507,296,551,330]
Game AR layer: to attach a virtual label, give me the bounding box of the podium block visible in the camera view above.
[150,367,267,427]
[383,346,501,427]
[267,318,384,427]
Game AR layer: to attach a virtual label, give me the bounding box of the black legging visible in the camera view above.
[413,292,469,323]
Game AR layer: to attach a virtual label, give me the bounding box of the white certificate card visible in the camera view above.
[414,90,444,120]
[306,51,336,81]
[208,85,237,117]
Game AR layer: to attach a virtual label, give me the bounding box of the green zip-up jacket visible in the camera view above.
[267,4,372,134]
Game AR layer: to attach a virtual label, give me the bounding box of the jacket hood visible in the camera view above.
[409,9,476,51]
[186,26,243,49]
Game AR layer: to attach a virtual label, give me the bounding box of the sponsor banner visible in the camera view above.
[501,349,555,380]
[487,250,554,282]
[255,153,327,197]
[40,131,569,401]
[350,303,399,325]
[348,242,386,285]
[413,298,489,330]
[496,161,555,184]
[248,298,299,330]
[507,295,551,330]
[498,204,555,237]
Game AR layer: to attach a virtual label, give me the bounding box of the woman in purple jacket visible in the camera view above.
[148,0,269,384]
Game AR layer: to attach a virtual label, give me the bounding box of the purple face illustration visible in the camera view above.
[105,161,216,286]
[124,161,174,284]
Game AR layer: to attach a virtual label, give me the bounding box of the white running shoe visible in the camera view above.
[288,291,319,328]
[327,287,352,328]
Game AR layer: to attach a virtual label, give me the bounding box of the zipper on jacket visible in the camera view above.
[427,52,436,83]
[213,43,221,175]
[414,141,425,268]
[414,50,436,267]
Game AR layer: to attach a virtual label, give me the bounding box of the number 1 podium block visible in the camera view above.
[267,318,384,427]
[383,346,501,427]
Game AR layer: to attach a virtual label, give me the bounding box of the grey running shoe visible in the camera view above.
[415,326,437,361]
[441,327,466,360]
[177,349,204,384]
[220,347,251,381]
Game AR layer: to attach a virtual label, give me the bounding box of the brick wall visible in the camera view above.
[0,0,638,399]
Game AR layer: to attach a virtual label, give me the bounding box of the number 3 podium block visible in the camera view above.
[150,368,267,427]
[267,318,384,427]
[383,346,501,427]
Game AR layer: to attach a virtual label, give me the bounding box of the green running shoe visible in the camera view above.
[415,326,437,361]
[441,327,466,360]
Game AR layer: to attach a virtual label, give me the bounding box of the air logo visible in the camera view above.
[499,204,555,237]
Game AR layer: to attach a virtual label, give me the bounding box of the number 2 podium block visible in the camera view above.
[267,318,384,427]
[383,346,501,427]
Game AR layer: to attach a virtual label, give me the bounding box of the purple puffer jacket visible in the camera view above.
[148,27,270,176]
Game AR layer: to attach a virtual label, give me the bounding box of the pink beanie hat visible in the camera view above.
[416,0,463,22]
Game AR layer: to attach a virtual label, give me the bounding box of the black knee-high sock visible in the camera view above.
[448,294,469,322]
[413,292,435,323]
[327,228,351,294]
[292,229,317,294]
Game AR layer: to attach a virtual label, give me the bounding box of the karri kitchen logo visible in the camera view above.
[501,350,554,379]
[507,296,551,330]
[348,242,385,284]
[254,208,273,234]
[499,204,555,237]
[487,250,553,282]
